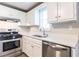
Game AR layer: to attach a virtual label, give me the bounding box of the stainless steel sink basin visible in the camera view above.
[33,35,48,38]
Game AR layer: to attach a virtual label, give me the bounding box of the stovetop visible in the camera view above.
[0,32,22,41]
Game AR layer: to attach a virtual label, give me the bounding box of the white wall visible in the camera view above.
[0,21,18,29]
[0,5,27,25]
[0,5,28,32]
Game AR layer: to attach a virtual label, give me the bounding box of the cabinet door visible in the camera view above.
[22,36,42,57]
[22,36,32,56]
[26,9,35,25]
[47,2,58,22]
[22,36,28,53]
[32,43,42,57]
[25,40,32,57]
[58,2,76,22]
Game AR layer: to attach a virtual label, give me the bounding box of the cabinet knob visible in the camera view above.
[55,16,61,18]
[58,16,61,17]
[55,16,58,18]
[31,46,34,48]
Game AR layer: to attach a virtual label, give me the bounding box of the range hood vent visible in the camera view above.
[0,16,20,22]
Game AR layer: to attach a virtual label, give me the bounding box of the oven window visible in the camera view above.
[3,40,20,52]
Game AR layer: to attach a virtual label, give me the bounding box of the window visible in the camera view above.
[35,7,50,31]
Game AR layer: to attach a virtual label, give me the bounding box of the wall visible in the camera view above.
[18,26,40,35]
[0,21,18,32]
[0,4,27,33]
[19,27,30,34]
[50,21,79,34]
[0,5,27,25]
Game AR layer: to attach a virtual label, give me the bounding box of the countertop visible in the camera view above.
[21,32,79,48]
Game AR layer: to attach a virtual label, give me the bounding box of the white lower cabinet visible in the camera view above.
[32,43,42,57]
[22,36,32,56]
[25,42,32,57]
[22,36,42,57]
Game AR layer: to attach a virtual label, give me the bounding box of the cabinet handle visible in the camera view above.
[55,16,58,18]
[31,46,34,48]
[58,16,61,17]
[55,16,61,18]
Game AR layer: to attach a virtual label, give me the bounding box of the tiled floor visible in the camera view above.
[17,53,28,57]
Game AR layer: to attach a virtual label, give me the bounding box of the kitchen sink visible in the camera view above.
[33,35,48,38]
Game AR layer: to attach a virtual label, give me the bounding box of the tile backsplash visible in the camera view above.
[50,21,79,34]
[0,29,18,32]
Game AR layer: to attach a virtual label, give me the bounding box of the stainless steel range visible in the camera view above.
[0,32,22,57]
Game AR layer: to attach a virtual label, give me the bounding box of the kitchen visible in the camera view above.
[0,2,79,57]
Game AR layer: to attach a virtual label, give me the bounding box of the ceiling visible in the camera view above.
[0,2,42,12]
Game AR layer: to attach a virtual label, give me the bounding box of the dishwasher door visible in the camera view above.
[42,41,71,57]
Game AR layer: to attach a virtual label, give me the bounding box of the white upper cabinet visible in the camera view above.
[26,8,40,26]
[58,2,76,22]
[47,2,58,22]
[46,2,76,23]
[26,3,47,26]
[26,2,76,24]
[26,9,35,25]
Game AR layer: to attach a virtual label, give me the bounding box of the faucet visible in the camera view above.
[40,27,48,37]
[43,29,45,35]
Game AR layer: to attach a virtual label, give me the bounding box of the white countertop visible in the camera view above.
[21,32,79,48]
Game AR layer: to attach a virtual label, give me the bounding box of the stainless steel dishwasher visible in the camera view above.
[42,41,71,57]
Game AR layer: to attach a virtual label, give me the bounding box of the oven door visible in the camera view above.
[3,40,20,52]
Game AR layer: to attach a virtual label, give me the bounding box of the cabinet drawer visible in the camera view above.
[23,36,42,45]
[28,37,42,45]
